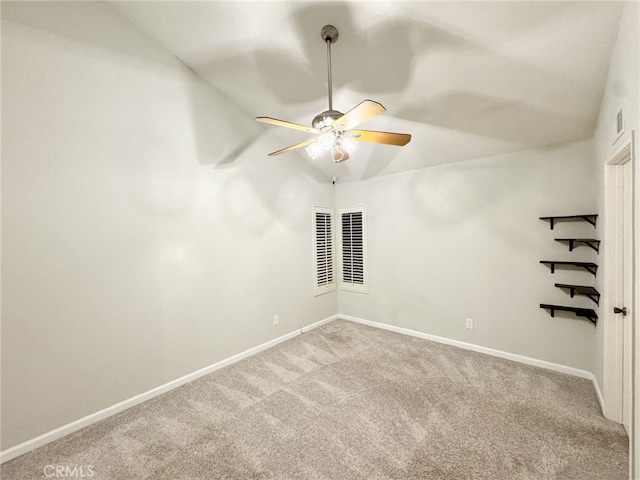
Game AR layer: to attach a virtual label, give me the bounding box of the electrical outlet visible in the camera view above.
[465,318,473,329]
[273,314,279,325]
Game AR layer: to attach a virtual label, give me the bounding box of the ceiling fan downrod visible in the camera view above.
[322,25,338,111]
[312,25,343,129]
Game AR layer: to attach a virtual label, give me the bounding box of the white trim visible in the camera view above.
[302,314,339,333]
[593,374,606,413]
[0,314,338,464]
[339,314,594,380]
[610,131,634,165]
[603,132,635,427]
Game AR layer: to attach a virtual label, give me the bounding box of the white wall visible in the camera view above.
[592,1,639,391]
[336,139,600,371]
[1,2,335,450]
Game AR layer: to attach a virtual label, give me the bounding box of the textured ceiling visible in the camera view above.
[111,1,624,181]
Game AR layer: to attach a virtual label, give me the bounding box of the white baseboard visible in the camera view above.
[339,314,595,380]
[591,374,605,412]
[303,314,339,332]
[0,314,338,464]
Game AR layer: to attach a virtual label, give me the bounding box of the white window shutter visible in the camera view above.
[338,205,368,293]
[312,206,336,296]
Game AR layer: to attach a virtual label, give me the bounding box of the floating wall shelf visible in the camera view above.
[540,260,598,276]
[539,214,598,230]
[554,238,601,253]
[554,283,600,306]
[540,213,600,325]
[540,304,598,325]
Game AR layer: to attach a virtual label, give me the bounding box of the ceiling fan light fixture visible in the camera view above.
[318,131,336,150]
[332,149,345,163]
[341,137,358,155]
[305,142,323,160]
[332,145,349,163]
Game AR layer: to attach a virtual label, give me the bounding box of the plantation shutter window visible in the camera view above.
[338,205,368,293]
[312,206,336,296]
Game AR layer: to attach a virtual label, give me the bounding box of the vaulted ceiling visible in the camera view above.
[112,1,624,181]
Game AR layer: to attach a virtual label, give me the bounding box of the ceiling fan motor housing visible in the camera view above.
[312,110,344,129]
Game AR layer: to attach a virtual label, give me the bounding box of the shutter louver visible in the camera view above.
[338,206,367,293]
[312,207,336,296]
[341,212,364,285]
[315,212,333,286]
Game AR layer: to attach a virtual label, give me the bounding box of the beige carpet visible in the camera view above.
[1,319,628,479]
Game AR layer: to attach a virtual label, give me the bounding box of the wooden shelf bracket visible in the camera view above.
[540,303,598,325]
[554,283,601,306]
[540,260,598,276]
[539,214,598,230]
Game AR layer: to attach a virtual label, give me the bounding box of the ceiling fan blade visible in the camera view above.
[268,138,317,156]
[256,117,320,134]
[333,100,386,130]
[349,129,411,146]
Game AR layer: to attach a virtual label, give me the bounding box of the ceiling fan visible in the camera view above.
[256,25,411,163]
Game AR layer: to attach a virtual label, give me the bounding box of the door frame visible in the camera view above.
[602,131,635,477]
